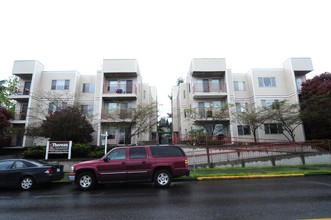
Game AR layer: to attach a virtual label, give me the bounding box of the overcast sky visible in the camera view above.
[1,0,330,117]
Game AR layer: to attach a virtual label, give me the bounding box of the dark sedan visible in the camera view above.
[0,159,64,190]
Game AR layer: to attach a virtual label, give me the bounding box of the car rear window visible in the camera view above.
[150,146,185,158]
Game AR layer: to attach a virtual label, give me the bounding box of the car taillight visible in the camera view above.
[185,159,189,168]
[45,167,53,174]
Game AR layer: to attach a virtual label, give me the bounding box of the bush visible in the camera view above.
[71,143,92,158]
[23,146,46,159]
[87,145,115,158]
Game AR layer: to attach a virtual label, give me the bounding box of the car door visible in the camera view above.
[5,161,28,186]
[126,147,150,181]
[97,148,127,182]
[0,160,15,186]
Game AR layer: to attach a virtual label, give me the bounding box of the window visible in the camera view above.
[235,103,248,112]
[48,101,67,114]
[81,105,94,116]
[108,80,133,94]
[237,125,250,135]
[51,80,70,90]
[234,81,245,91]
[82,83,95,93]
[0,161,14,170]
[150,146,185,157]
[107,149,126,160]
[129,147,147,159]
[258,77,276,87]
[261,99,279,109]
[264,123,283,134]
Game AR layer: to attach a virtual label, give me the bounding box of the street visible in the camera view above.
[1,176,331,220]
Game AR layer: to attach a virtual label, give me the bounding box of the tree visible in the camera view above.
[0,76,19,110]
[102,103,158,144]
[185,104,230,138]
[26,106,94,143]
[0,106,13,147]
[300,72,331,139]
[269,100,302,142]
[233,103,271,142]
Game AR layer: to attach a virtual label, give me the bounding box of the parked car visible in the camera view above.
[70,145,190,190]
[0,159,64,190]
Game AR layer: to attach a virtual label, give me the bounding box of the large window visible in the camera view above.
[107,102,132,119]
[51,80,70,90]
[234,81,245,91]
[264,123,283,134]
[258,77,276,87]
[82,83,95,93]
[81,105,94,116]
[261,99,279,109]
[235,102,248,112]
[237,125,250,135]
[48,101,67,114]
[108,80,133,94]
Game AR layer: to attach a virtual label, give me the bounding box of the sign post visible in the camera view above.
[45,141,72,160]
[101,131,108,155]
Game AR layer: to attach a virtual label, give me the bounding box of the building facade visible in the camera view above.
[171,58,313,143]
[8,59,157,148]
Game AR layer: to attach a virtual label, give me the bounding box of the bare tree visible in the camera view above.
[269,100,302,142]
[102,102,158,144]
[233,103,272,142]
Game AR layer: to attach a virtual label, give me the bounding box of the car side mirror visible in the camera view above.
[103,157,108,162]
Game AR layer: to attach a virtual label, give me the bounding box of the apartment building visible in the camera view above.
[171,57,313,143]
[8,59,157,148]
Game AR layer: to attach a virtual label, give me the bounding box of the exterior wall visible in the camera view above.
[8,59,157,148]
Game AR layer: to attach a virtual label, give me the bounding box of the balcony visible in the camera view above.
[10,110,27,123]
[101,109,132,122]
[8,85,30,101]
[193,82,227,99]
[102,84,137,100]
[186,108,230,122]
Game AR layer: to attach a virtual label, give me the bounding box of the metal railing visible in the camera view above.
[182,140,330,168]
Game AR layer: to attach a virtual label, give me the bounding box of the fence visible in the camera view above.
[182,140,331,168]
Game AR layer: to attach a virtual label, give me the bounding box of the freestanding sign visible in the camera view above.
[45,141,72,159]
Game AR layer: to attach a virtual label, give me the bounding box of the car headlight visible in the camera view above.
[71,166,75,171]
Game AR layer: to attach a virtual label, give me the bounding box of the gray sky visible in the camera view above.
[1,0,330,117]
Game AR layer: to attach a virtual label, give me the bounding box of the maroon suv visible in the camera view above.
[69,145,190,190]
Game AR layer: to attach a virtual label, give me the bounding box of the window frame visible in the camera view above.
[258,77,276,87]
[51,80,70,90]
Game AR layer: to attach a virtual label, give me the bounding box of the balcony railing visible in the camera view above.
[10,85,30,95]
[103,84,137,94]
[12,111,27,120]
[193,82,227,93]
[186,108,230,121]
[101,109,132,120]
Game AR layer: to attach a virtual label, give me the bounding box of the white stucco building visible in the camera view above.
[171,57,313,143]
[8,59,157,148]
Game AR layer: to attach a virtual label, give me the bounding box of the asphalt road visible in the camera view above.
[0,176,331,220]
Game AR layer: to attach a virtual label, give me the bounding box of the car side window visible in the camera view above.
[0,161,14,170]
[107,149,126,160]
[13,161,27,169]
[129,147,147,159]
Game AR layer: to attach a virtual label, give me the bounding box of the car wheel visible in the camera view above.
[20,176,34,190]
[154,170,172,188]
[77,172,95,190]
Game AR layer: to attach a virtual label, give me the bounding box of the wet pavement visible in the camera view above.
[1,176,331,219]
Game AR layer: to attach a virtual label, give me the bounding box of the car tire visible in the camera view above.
[20,176,34,190]
[77,172,96,190]
[154,169,172,188]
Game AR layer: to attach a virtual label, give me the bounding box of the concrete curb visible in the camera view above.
[197,174,304,181]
